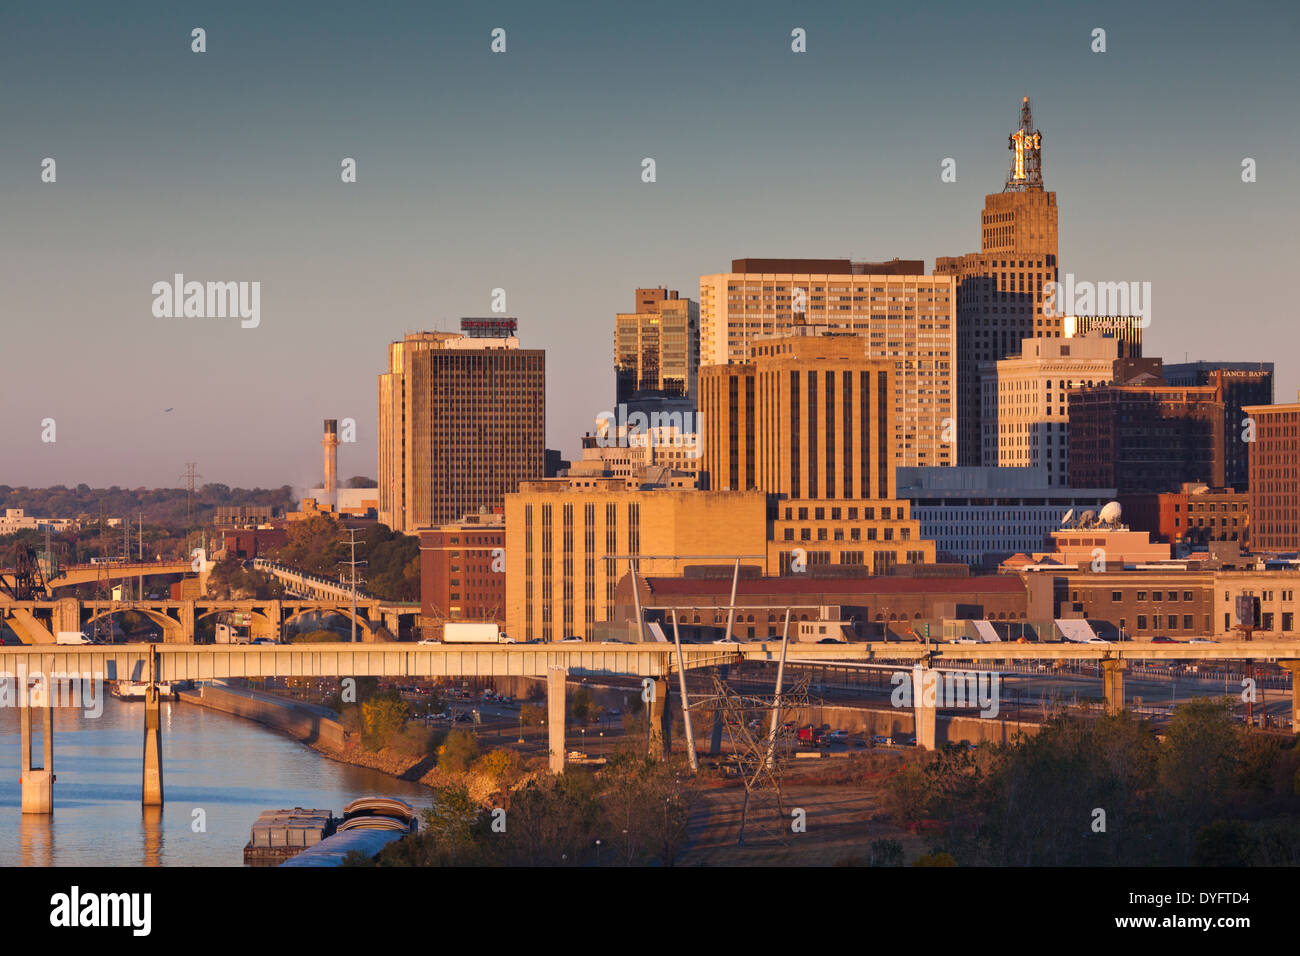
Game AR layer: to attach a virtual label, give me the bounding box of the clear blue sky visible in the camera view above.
[2,0,1296,491]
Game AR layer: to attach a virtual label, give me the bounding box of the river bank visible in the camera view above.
[179,682,435,784]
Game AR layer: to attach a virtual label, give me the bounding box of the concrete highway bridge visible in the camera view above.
[0,596,416,644]
[251,558,376,602]
[6,639,1300,816]
[0,558,204,598]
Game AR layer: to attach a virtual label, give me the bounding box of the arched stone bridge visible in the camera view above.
[0,596,417,644]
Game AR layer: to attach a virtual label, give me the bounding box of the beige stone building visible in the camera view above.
[700,330,898,497]
[699,260,955,467]
[378,330,545,532]
[767,497,934,574]
[698,329,935,574]
[504,481,768,642]
[982,332,1120,481]
[1213,570,1300,638]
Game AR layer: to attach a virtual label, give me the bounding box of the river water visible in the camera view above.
[0,692,430,866]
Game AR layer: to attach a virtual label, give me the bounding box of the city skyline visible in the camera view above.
[2,0,1297,489]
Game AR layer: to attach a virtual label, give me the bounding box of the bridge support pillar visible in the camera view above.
[1282,662,1300,733]
[176,602,194,644]
[546,666,566,774]
[648,677,671,759]
[142,646,163,805]
[911,666,937,751]
[19,692,55,815]
[1102,659,1127,717]
[54,598,81,640]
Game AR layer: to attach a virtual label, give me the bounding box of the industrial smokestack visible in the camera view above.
[322,419,339,511]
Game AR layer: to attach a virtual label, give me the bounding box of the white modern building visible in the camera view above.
[0,509,80,535]
[896,467,1116,568]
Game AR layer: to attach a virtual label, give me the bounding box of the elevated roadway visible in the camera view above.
[8,639,1299,816]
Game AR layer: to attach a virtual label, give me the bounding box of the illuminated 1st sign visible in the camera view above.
[1009,129,1041,181]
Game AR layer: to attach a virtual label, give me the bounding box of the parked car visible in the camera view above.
[817,638,846,644]
[1151,636,1178,643]
[827,730,849,744]
[1188,637,1218,644]
[560,636,583,642]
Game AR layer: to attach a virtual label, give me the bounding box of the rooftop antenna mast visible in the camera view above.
[1005,96,1043,191]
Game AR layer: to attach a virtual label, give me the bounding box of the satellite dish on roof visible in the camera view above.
[1079,510,1097,528]
[1099,501,1123,526]
[1061,508,1075,527]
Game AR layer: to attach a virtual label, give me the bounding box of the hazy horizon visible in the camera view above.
[3,0,1296,490]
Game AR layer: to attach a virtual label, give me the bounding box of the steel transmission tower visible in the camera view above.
[179,462,202,526]
[340,528,368,643]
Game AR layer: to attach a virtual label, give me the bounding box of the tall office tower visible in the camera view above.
[1164,362,1274,491]
[699,259,955,467]
[614,288,699,405]
[981,333,1120,482]
[935,98,1060,465]
[700,330,897,498]
[1244,391,1300,551]
[378,329,545,533]
[699,329,934,574]
[1068,385,1225,494]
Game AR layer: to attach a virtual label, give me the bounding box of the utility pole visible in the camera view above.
[138,510,144,601]
[340,528,368,643]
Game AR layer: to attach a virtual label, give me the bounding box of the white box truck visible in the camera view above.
[441,623,514,644]
[56,631,98,645]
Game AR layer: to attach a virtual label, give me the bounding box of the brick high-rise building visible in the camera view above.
[698,260,955,467]
[419,511,506,636]
[378,330,545,532]
[935,98,1060,465]
[1068,385,1225,494]
[614,287,699,405]
[1164,362,1274,492]
[1244,391,1300,552]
